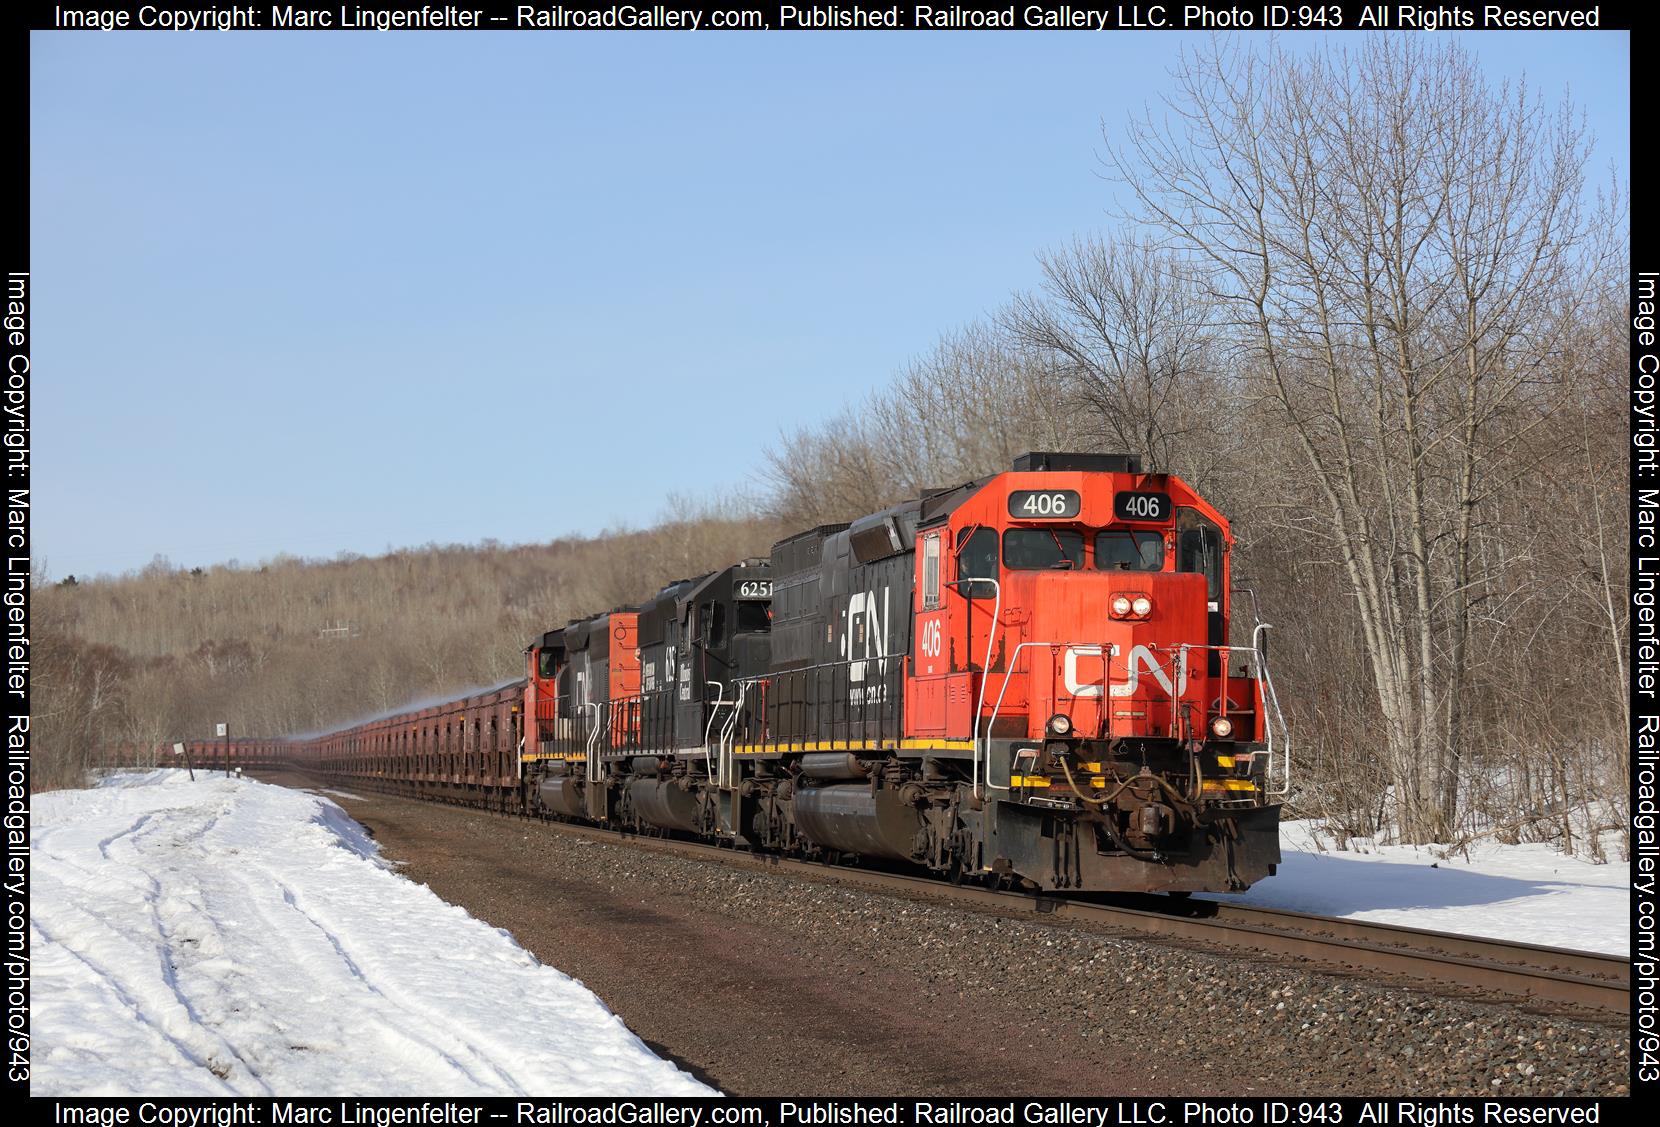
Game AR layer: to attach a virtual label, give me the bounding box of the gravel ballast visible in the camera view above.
[281,780,1627,1097]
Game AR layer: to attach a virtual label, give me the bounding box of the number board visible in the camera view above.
[1008,490,1082,520]
[735,579,773,600]
[1113,491,1171,522]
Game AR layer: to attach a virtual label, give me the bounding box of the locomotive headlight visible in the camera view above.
[1047,713,1073,737]
[1131,596,1153,617]
[1111,595,1133,617]
[1210,716,1235,739]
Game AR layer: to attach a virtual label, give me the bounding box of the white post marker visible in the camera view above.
[172,742,195,782]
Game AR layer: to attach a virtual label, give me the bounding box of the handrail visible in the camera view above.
[939,576,1001,801]
[982,640,1071,796]
[1252,623,1292,798]
[702,680,732,784]
[1176,636,1290,800]
[731,653,905,751]
[717,680,749,790]
[583,703,602,784]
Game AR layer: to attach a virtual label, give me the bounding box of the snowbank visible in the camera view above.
[31,770,715,1097]
[1207,820,1630,956]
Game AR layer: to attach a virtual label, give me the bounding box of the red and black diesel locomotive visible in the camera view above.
[290,453,1288,894]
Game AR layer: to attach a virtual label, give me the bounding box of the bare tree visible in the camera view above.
[1004,236,1226,486]
[1107,37,1593,841]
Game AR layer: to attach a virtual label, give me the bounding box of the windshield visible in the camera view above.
[536,649,558,679]
[1003,529,1084,570]
[1095,530,1165,571]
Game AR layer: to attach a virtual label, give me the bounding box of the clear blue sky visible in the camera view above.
[30,30,1629,579]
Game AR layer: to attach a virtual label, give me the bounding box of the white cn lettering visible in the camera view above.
[844,588,889,684]
[1063,645,1107,698]
[1109,645,1187,698]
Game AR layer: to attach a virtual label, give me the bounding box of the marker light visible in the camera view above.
[1047,714,1073,737]
[1210,716,1235,739]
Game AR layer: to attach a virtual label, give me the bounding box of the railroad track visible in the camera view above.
[275,771,1631,1022]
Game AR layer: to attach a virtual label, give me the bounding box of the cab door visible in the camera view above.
[906,530,972,739]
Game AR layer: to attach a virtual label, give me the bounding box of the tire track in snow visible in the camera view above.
[259,871,527,1094]
[113,796,275,1094]
[37,789,272,1094]
[30,887,241,1093]
[35,772,711,1096]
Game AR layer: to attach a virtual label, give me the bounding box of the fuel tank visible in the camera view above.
[799,752,869,780]
[628,778,703,834]
[792,784,921,862]
[537,775,587,819]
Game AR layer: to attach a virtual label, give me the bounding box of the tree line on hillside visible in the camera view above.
[31,510,781,791]
[34,40,1629,860]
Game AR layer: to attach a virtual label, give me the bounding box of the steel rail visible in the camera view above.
[619,828,1631,1017]
[1197,901,1628,985]
[274,770,1631,1019]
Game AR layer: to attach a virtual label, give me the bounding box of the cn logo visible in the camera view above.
[843,588,889,684]
[1061,645,1188,698]
[1111,645,1187,698]
[919,618,942,659]
[1062,646,1108,698]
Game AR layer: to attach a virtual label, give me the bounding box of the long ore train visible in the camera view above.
[228,453,1289,893]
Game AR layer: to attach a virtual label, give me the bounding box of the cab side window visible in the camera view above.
[1176,508,1223,603]
[700,602,727,649]
[922,533,941,610]
[955,527,998,599]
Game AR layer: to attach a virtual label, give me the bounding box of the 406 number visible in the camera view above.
[1008,490,1082,519]
[1113,491,1170,522]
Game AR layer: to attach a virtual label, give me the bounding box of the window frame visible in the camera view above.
[922,533,941,610]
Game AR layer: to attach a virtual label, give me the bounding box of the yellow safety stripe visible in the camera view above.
[731,738,976,756]
[1215,756,1236,768]
[1201,779,1258,792]
[1010,775,1051,788]
[530,737,982,762]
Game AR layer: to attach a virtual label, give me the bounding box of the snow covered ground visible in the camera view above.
[31,770,715,1097]
[1205,820,1630,956]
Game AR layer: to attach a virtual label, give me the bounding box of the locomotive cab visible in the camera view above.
[523,630,568,761]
